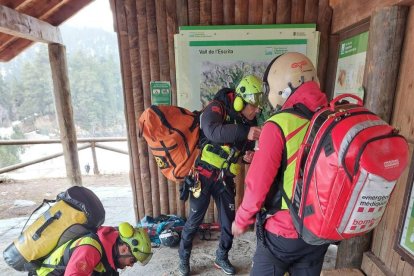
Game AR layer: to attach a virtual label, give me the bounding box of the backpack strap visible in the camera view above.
[21,199,56,234]
[41,233,114,274]
[293,103,314,120]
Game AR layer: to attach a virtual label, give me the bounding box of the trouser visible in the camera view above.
[250,230,329,276]
[178,173,235,260]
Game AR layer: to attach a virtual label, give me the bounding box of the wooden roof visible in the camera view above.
[0,0,93,62]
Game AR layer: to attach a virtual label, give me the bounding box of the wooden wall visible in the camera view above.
[361,7,414,276]
[110,0,332,222]
[328,0,414,275]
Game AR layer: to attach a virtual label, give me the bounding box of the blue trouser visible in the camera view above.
[178,173,235,260]
[250,230,329,276]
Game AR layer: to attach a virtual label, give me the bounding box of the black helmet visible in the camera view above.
[159,229,180,247]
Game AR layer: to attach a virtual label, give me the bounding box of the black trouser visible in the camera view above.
[179,173,235,260]
[250,230,329,276]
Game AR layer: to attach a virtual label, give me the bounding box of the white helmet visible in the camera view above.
[262,52,319,110]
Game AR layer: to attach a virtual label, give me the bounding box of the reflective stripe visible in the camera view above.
[337,120,387,166]
[36,236,105,276]
[268,112,309,209]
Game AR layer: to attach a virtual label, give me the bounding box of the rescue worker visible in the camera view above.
[36,222,152,275]
[232,52,330,275]
[178,75,263,276]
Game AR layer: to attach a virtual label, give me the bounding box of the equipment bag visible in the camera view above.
[139,105,201,182]
[3,186,105,272]
[282,94,409,245]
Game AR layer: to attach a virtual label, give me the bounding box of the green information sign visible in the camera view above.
[175,24,320,110]
[150,81,171,105]
[400,177,414,255]
[334,31,369,100]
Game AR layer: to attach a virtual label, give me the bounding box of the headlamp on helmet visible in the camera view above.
[118,222,153,266]
[234,75,264,112]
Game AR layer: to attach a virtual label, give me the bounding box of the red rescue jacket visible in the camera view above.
[234,81,327,238]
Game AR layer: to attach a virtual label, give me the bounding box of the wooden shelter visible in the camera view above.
[110,0,414,274]
[0,0,95,186]
[1,0,414,274]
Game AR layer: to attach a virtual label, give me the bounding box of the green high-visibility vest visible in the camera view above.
[267,111,310,209]
[36,235,106,276]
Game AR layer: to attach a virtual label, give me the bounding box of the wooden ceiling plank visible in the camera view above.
[0,38,33,62]
[16,0,66,19]
[0,4,63,44]
[40,0,93,26]
[0,0,27,9]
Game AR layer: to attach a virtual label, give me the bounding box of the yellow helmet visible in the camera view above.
[262,52,319,110]
[118,222,152,266]
[234,75,264,112]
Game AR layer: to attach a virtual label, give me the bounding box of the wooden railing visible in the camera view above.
[0,137,128,174]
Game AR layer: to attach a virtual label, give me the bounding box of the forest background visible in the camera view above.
[0,26,124,168]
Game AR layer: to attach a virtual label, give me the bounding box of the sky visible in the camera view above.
[64,0,114,32]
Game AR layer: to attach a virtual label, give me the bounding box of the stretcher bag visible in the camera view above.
[139,105,201,182]
[285,94,409,245]
[3,186,105,272]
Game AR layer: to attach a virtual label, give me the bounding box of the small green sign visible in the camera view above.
[338,32,369,59]
[150,81,171,105]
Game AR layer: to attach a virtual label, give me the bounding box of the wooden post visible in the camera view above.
[91,142,100,175]
[262,0,276,24]
[200,0,212,25]
[316,0,332,92]
[235,0,248,24]
[304,0,319,23]
[188,0,201,25]
[48,43,82,186]
[113,0,145,221]
[212,0,224,25]
[336,5,408,269]
[276,0,291,23]
[325,34,340,99]
[176,0,189,218]
[137,0,161,218]
[223,0,235,24]
[363,6,408,123]
[166,0,178,216]
[125,0,154,217]
[248,0,263,24]
[291,0,305,23]
[146,1,168,214]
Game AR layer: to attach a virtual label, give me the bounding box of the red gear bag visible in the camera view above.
[285,94,409,245]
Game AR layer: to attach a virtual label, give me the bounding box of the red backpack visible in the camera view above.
[138,105,200,183]
[281,94,409,245]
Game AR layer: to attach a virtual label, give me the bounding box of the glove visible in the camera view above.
[179,181,189,201]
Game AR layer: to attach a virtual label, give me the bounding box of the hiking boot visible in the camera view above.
[214,257,236,275]
[179,258,190,276]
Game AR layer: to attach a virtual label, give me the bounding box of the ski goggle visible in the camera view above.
[242,92,264,108]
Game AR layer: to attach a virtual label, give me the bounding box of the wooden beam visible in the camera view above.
[329,0,414,34]
[363,5,408,123]
[48,43,82,186]
[113,0,145,221]
[0,4,62,44]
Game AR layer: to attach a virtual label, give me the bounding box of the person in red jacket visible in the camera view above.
[36,222,152,275]
[232,52,330,276]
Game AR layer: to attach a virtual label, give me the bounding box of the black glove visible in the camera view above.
[179,181,189,201]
